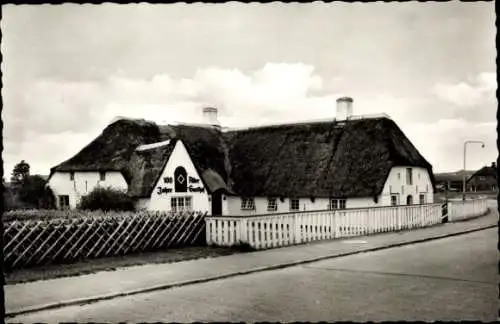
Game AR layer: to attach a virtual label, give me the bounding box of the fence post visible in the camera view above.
[205,218,212,245]
[294,213,301,244]
[397,207,402,231]
[420,204,425,227]
[240,218,248,245]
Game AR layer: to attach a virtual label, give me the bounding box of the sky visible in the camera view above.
[1,2,497,178]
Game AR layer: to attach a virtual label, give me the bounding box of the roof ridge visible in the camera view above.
[223,115,391,133]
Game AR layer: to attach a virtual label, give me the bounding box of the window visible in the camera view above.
[391,195,398,206]
[267,198,278,212]
[401,185,404,195]
[406,195,413,205]
[329,199,346,210]
[389,185,392,193]
[419,194,425,204]
[70,172,74,181]
[290,198,300,211]
[406,168,413,185]
[418,172,421,180]
[241,198,255,210]
[58,195,70,209]
[171,196,192,212]
[397,173,401,180]
[99,171,106,181]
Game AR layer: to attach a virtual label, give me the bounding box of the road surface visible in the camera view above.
[9,227,498,322]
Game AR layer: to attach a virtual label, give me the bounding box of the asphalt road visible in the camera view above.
[9,227,499,323]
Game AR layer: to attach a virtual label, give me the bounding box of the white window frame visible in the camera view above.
[241,198,255,210]
[99,171,106,181]
[267,198,278,212]
[419,194,425,204]
[391,194,399,206]
[290,198,300,211]
[171,196,193,212]
[329,198,346,210]
[70,172,75,181]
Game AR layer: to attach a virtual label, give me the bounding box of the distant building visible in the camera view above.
[47,97,436,214]
[466,162,497,192]
[434,170,475,192]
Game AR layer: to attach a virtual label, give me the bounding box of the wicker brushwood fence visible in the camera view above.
[3,210,207,270]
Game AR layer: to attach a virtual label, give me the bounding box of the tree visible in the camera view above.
[77,187,135,211]
[10,160,30,186]
[18,175,56,209]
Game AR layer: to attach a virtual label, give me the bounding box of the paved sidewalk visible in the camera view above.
[5,205,498,317]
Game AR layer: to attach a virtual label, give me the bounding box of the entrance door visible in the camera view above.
[406,195,413,205]
[212,191,222,216]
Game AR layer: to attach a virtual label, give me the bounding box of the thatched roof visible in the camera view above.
[51,117,435,200]
[224,118,435,200]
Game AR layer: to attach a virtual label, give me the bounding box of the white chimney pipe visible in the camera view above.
[336,97,353,120]
[202,107,220,126]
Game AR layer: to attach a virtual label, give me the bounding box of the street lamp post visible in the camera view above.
[463,140,485,200]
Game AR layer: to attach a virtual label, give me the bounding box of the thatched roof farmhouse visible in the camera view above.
[466,162,497,192]
[48,97,436,215]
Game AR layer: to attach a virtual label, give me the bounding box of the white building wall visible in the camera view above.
[148,140,210,212]
[223,166,434,215]
[225,196,379,216]
[48,171,128,209]
[221,194,230,215]
[346,197,379,209]
[380,166,434,205]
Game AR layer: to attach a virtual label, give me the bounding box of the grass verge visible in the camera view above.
[5,246,242,285]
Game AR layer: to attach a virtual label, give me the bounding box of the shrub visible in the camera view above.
[77,187,135,212]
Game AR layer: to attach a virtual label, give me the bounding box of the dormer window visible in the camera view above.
[100,171,106,181]
[70,172,74,181]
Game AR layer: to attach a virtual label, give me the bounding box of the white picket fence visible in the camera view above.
[206,203,443,250]
[447,198,489,222]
